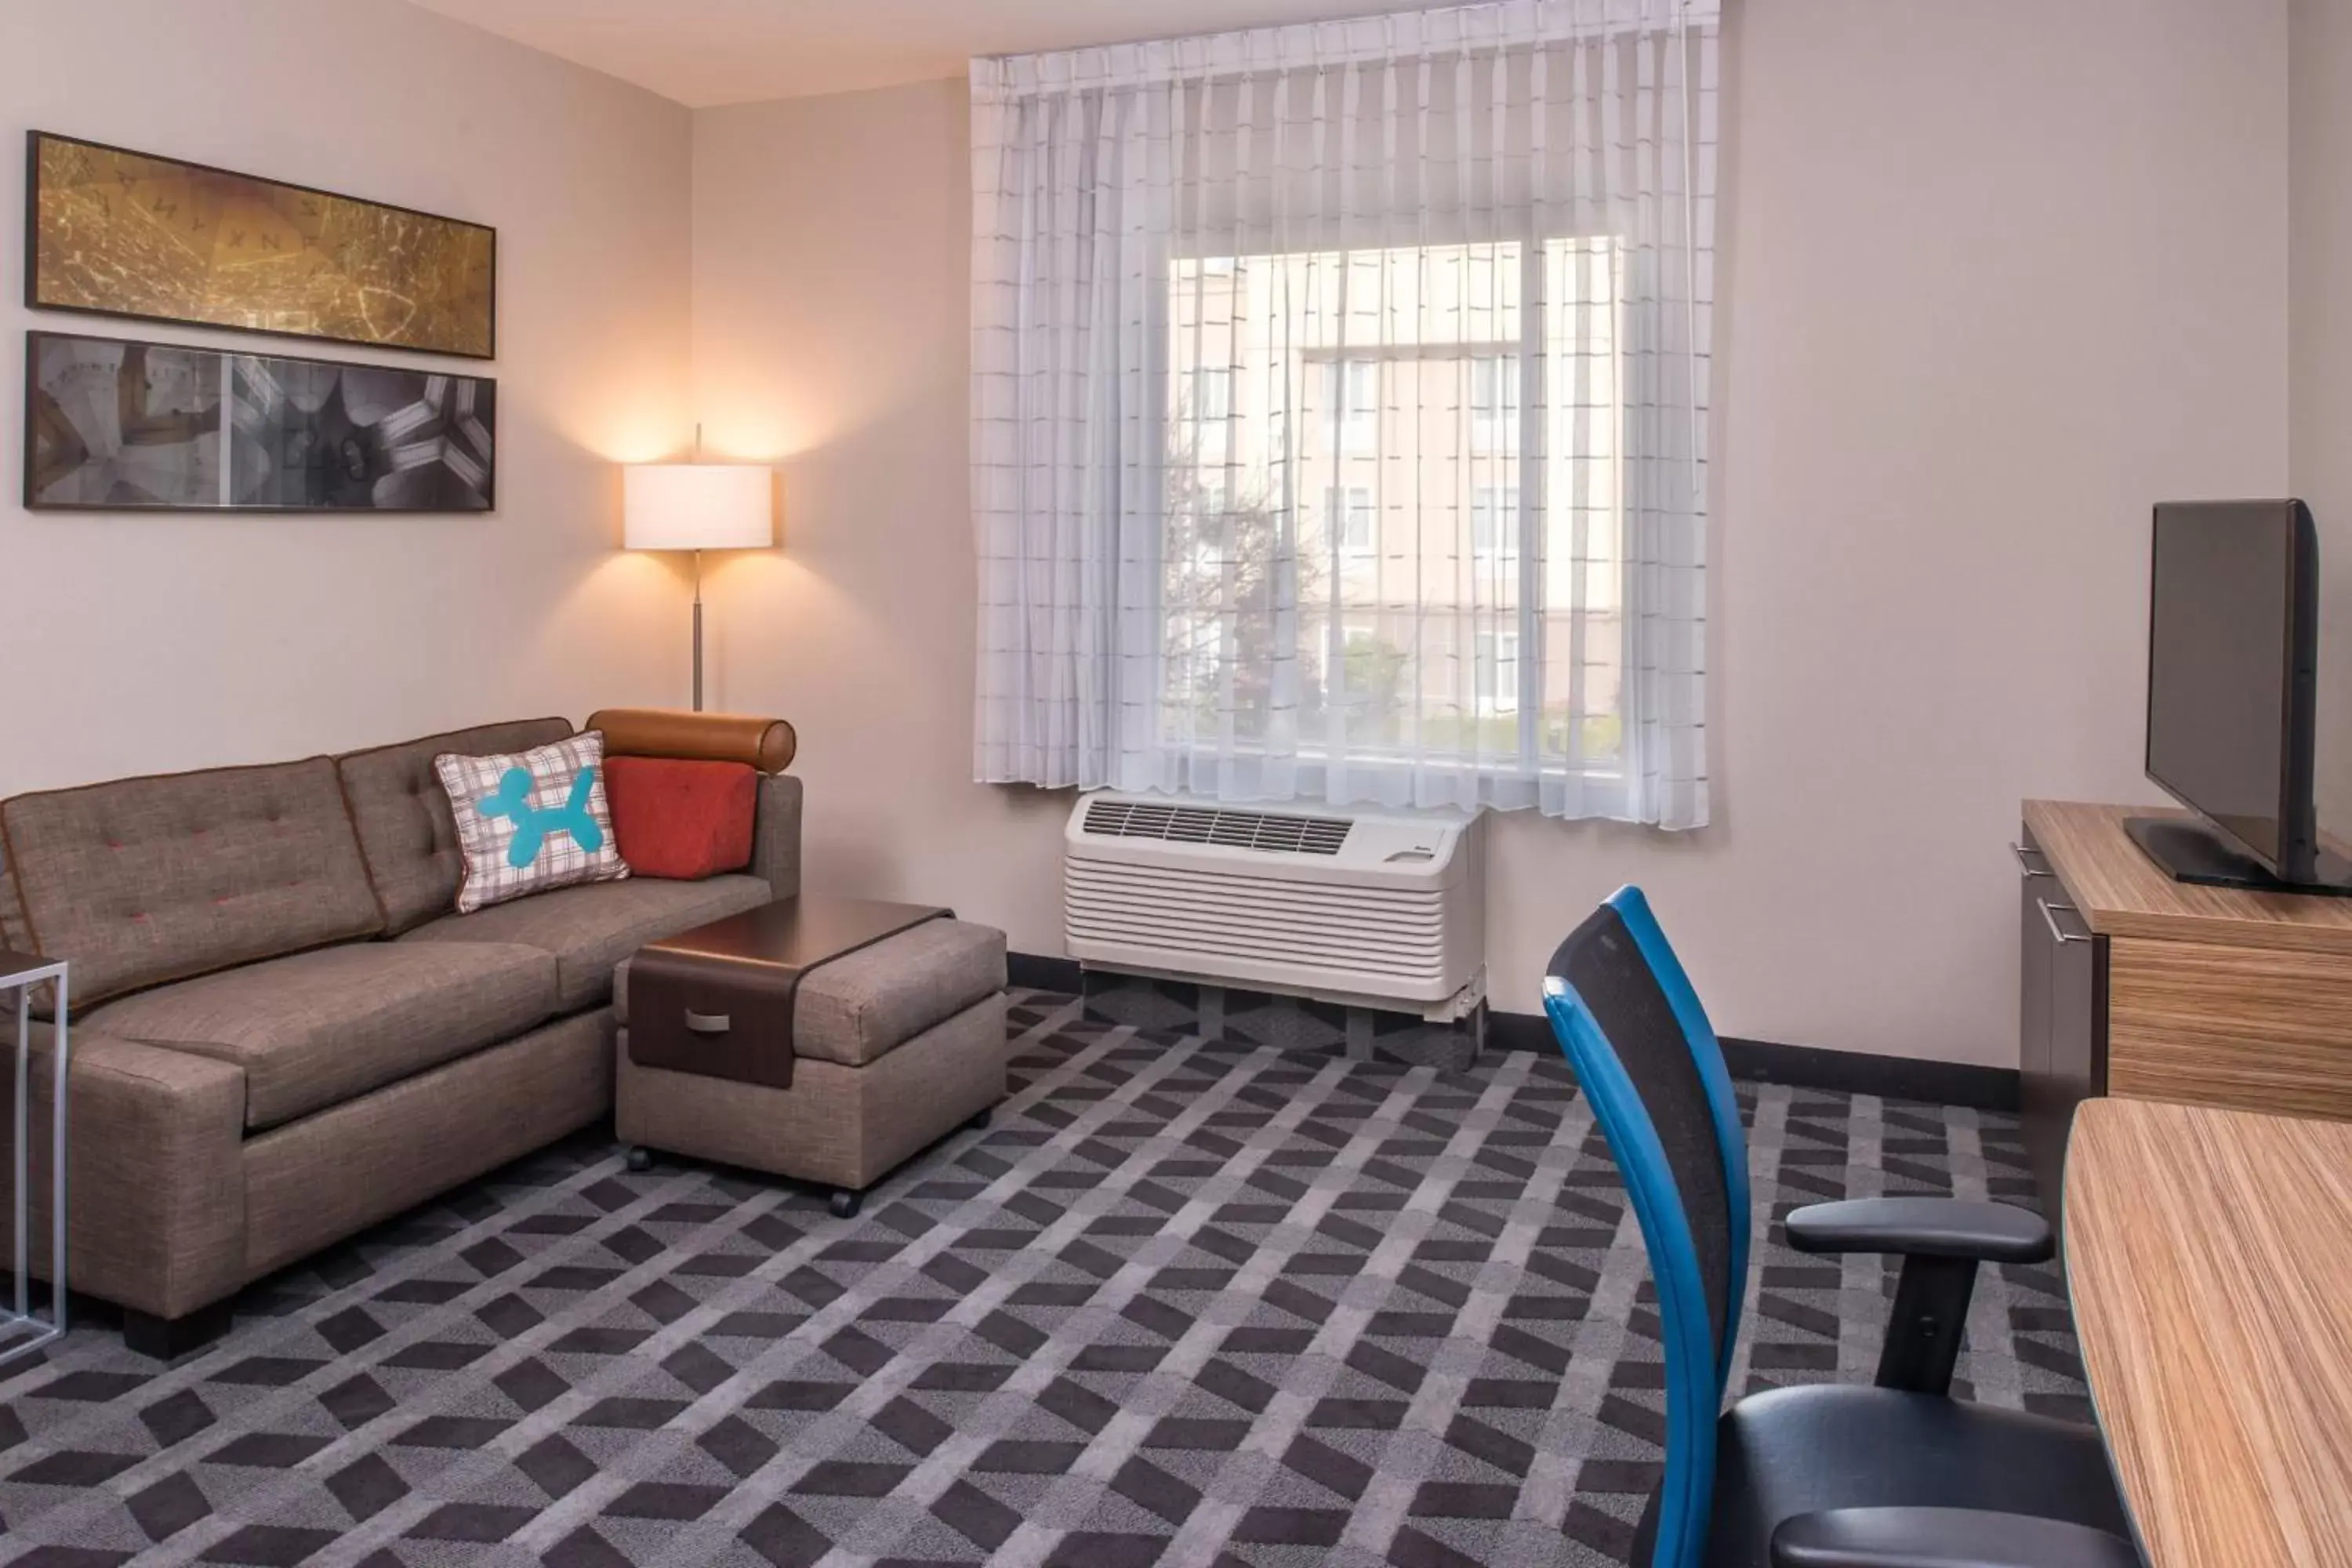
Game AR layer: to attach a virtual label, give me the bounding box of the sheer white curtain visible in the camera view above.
[972,0,1716,827]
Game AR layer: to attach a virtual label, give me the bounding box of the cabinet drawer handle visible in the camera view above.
[684,1011,731,1035]
[2012,842,2054,878]
[2038,898,2089,945]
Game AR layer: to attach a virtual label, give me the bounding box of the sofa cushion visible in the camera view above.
[615,916,1007,1068]
[400,873,771,1012]
[1,757,385,1009]
[338,717,574,935]
[606,757,757,880]
[86,941,559,1132]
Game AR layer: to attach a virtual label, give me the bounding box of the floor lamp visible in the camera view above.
[622,462,774,712]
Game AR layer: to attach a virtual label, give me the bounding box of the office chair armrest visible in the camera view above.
[1770,1507,2141,1568]
[1784,1198,2054,1265]
[1785,1200,2052,1396]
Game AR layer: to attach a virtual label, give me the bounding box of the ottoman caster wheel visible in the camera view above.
[828,1189,863,1220]
[624,1146,653,1173]
[968,1107,993,1131]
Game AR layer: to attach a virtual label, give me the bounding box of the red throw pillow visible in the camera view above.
[604,756,757,880]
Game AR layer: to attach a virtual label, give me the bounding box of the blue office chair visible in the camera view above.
[1544,887,2140,1568]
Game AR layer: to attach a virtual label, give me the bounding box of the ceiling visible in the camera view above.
[408,0,1440,107]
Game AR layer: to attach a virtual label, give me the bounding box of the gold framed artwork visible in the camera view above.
[24,131,495,359]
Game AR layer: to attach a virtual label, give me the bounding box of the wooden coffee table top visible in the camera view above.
[642,895,949,974]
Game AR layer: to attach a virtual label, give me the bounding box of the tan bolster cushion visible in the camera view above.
[586,709,797,775]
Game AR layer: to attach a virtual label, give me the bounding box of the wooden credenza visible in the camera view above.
[2018,800,2352,1231]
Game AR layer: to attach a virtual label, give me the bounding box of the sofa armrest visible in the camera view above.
[0,1021,248,1321]
[753,773,804,900]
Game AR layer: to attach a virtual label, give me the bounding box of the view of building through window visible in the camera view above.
[1165,238,1626,777]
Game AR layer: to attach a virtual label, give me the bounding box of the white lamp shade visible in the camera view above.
[622,463,775,551]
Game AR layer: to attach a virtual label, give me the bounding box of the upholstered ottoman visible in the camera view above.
[612,900,1007,1215]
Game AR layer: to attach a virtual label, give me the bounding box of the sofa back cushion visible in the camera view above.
[337,717,572,934]
[0,851,30,956]
[0,757,385,1007]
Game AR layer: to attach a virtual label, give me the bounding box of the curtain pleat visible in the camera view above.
[972,0,1717,827]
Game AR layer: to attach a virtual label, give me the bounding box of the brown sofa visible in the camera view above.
[0,710,801,1357]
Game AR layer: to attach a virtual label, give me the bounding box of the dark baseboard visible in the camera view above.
[1716,1035,2020,1112]
[1011,954,2019,1112]
[1007,951,1084,993]
[1490,1008,2018,1111]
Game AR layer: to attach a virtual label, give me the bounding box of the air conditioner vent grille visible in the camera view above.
[1082,798,1352,856]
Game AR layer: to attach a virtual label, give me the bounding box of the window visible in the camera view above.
[972,14,1715,828]
[1475,630,1522,717]
[1472,487,1522,561]
[1163,238,1628,779]
[1330,486,1375,552]
[1322,360,1379,456]
[1196,367,1232,422]
[1195,366,1232,462]
[1471,356,1519,456]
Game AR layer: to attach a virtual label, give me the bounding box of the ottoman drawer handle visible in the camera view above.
[684,1011,732,1035]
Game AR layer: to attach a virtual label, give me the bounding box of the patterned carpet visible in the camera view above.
[0,990,2089,1568]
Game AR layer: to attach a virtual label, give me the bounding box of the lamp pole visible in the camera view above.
[691,424,705,713]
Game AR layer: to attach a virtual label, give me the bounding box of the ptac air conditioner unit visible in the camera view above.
[1063,793,1485,1012]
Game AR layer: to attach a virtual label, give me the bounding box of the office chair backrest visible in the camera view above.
[1543,887,1751,1568]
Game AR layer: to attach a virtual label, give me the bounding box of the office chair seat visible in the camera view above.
[1671,1384,2133,1567]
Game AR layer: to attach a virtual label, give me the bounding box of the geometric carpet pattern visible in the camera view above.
[0,990,2089,1567]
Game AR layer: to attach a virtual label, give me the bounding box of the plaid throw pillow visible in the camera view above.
[434,731,629,914]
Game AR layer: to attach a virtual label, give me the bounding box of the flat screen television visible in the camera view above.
[2129,499,2350,894]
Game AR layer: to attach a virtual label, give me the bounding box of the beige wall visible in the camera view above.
[2294,0,2352,825]
[691,82,1073,928]
[1,0,693,795]
[695,0,2291,1066]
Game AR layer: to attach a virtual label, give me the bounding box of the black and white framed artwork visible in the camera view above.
[24,329,495,513]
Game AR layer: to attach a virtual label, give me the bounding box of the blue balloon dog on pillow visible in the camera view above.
[476,766,604,869]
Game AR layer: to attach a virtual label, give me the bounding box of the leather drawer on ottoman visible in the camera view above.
[627,944,800,1089]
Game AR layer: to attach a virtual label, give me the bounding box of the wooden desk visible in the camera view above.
[2018,801,2352,1229]
[2066,1097,2352,1566]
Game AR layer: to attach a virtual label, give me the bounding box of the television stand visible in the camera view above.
[2020,800,2352,1242]
[2122,815,2352,897]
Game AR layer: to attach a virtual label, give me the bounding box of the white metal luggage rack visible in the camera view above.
[0,950,67,1366]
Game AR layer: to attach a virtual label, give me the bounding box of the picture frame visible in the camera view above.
[25,329,496,514]
[24,131,496,361]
